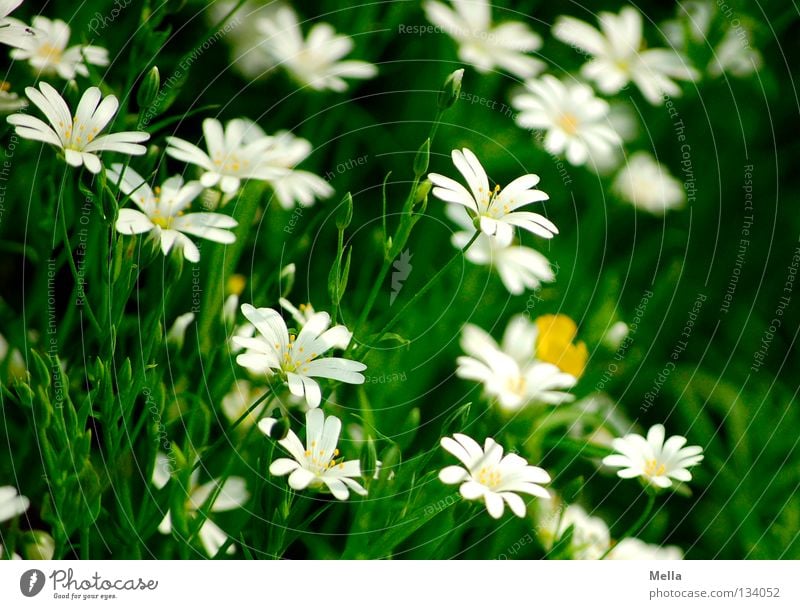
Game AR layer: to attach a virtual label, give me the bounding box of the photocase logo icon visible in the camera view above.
[20,569,46,597]
[390,249,413,306]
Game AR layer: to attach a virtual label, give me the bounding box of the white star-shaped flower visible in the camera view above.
[512,74,621,166]
[446,204,554,295]
[602,423,704,489]
[165,117,288,194]
[439,433,550,518]
[457,315,577,410]
[9,16,108,79]
[553,6,698,104]
[7,83,149,173]
[260,409,367,500]
[153,454,250,557]
[429,147,557,247]
[233,303,366,408]
[424,0,545,78]
[256,6,377,92]
[107,164,237,263]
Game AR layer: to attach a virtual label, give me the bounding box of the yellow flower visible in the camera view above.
[535,314,588,378]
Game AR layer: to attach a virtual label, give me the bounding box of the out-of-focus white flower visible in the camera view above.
[107,164,237,263]
[167,312,196,349]
[446,205,554,295]
[233,303,365,408]
[0,0,35,49]
[0,485,28,522]
[439,433,550,519]
[553,6,698,104]
[709,27,762,78]
[260,409,367,500]
[9,16,108,79]
[221,379,271,428]
[662,1,713,49]
[613,152,685,214]
[603,424,704,489]
[512,75,621,167]
[153,454,249,557]
[262,130,333,208]
[7,83,149,173]
[423,0,544,79]
[256,6,377,92]
[603,321,630,350]
[539,502,611,559]
[608,537,684,560]
[0,545,21,559]
[0,82,26,113]
[457,315,577,410]
[208,1,284,79]
[429,147,557,247]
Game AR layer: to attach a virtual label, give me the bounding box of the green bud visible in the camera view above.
[414,139,430,177]
[280,263,296,297]
[336,192,353,230]
[414,179,432,205]
[137,66,160,109]
[438,68,464,110]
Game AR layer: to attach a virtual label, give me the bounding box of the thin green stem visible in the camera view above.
[59,203,102,335]
[600,492,657,560]
[359,231,480,356]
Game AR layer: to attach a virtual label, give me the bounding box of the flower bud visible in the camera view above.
[137,66,160,110]
[336,192,353,230]
[438,68,464,110]
[414,139,430,177]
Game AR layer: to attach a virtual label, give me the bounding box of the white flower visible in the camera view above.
[256,6,377,92]
[0,84,26,113]
[0,485,29,522]
[0,0,34,49]
[221,379,272,429]
[166,312,195,348]
[457,315,576,410]
[262,130,333,208]
[539,502,610,559]
[613,152,685,214]
[153,454,249,557]
[208,0,283,79]
[602,424,704,489]
[233,303,366,408]
[512,75,621,167]
[553,6,698,104]
[165,117,288,194]
[259,409,367,500]
[446,204,554,295]
[608,537,683,560]
[7,83,149,173]
[0,546,21,559]
[107,164,237,263]
[9,16,108,79]
[439,433,550,518]
[429,148,557,247]
[423,0,544,79]
[709,27,762,78]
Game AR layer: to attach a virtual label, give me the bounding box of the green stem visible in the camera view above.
[600,492,657,560]
[358,231,480,356]
[59,202,102,334]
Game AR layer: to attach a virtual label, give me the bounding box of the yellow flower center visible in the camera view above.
[506,375,527,397]
[226,274,246,296]
[36,43,63,64]
[476,466,502,489]
[557,112,580,136]
[644,459,667,477]
[535,314,588,378]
